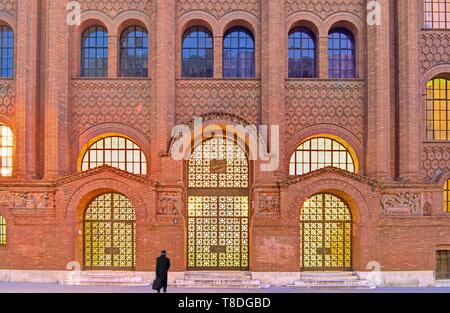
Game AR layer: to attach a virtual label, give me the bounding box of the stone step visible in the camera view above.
[172,272,270,289]
[435,279,450,287]
[60,280,150,287]
[169,283,270,289]
[59,271,149,286]
[175,279,262,285]
[185,271,252,278]
[288,272,374,289]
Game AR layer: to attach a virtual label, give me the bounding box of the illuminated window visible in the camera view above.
[426,78,450,141]
[223,27,255,78]
[0,123,13,177]
[424,0,450,29]
[288,27,317,78]
[182,26,213,78]
[0,26,13,78]
[0,216,5,245]
[328,28,356,79]
[290,136,356,175]
[120,26,148,77]
[81,136,147,175]
[444,179,450,212]
[81,26,108,77]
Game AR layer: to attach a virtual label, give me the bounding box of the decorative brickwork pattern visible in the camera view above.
[78,0,154,18]
[175,79,260,125]
[0,0,16,15]
[0,80,14,117]
[71,79,151,140]
[285,0,364,19]
[420,32,450,73]
[285,80,364,142]
[177,0,260,19]
[422,144,450,182]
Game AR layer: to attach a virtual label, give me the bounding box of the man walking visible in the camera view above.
[155,250,171,293]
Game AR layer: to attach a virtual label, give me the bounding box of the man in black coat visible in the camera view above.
[155,250,171,293]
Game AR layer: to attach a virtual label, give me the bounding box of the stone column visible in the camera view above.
[259,0,286,181]
[14,0,39,179]
[43,0,70,179]
[213,35,222,79]
[151,0,176,179]
[366,0,392,180]
[397,0,421,181]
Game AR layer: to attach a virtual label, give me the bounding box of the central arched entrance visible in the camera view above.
[300,193,352,272]
[187,137,249,271]
[83,193,136,271]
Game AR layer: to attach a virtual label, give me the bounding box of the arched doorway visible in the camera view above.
[187,137,249,271]
[84,193,136,271]
[300,193,352,272]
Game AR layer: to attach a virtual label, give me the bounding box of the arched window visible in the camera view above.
[288,27,317,78]
[328,28,356,79]
[0,123,13,177]
[81,26,108,77]
[182,26,213,78]
[426,78,450,141]
[444,179,450,212]
[424,0,450,29]
[223,27,255,78]
[120,26,148,77]
[81,136,147,175]
[0,215,5,245]
[0,26,13,78]
[290,136,357,175]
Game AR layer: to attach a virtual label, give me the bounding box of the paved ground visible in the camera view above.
[0,282,450,293]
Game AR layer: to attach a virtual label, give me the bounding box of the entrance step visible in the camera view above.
[288,272,374,289]
[59,271,150,287]
[170,271,270,289]
[435,279,450,287]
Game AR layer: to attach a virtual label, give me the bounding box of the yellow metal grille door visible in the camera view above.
[300,193,352,271]
[84,193,136,271]
[187,138,249,270]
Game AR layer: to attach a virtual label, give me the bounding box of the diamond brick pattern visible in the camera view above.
[176,79,260,125]
[0,80,14,117]
[285,80,364,142]
[0,0,16,15]
[422,145,450,182]
[78,0,154,18]
[177,0,260,19]
[285,0,364,19]
[71,79,151,140]
[420,32,450,73]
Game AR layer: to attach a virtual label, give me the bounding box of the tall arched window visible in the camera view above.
[0,26,13,78]
[81,136,147,175]
[288,27,317,78]
[424,0,450,29]
[223,27,255,78]
[444,179,450,212]
[81,26,108,77]
[290,136,357,175]
[120,26,148,77]
[328,28,356,79]
[182,26,213,78]
[426,78,450,141]
[0,215,5,245]
[0,123,13,177]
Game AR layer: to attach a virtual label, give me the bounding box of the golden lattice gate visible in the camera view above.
[300,193,352,272]
[84,193,136,271]
[187,137,249,271]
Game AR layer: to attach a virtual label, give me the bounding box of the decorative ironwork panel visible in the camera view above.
[300,193,352,271]
[84,193,136,271]
[0,215,5,245]
[187,137,249,271]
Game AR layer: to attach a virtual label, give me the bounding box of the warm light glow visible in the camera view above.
[81,136,147,175]
[426,78,450,141]
[290,136,357,175]
[300,193,352,271]
[0,123,13,177]
[0,215,5,245]
[444,179,450,212]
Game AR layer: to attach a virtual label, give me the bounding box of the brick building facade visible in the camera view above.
[0,0,449,287]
